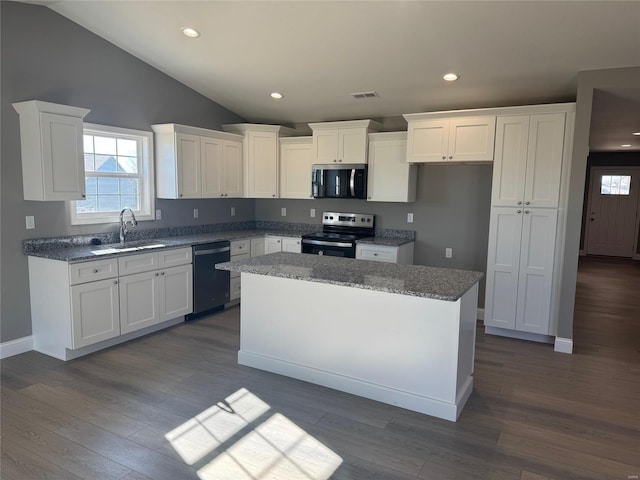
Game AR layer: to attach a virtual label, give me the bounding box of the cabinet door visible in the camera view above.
[159,264,193,322]
[280,142,313,199]
[250,237,266,257]
[40,112,86,201]
[406,119,449,163]
[367,136,416,202]
[246,131,278,198]
[313,129,339,163]
[176,133,201,198]
[281,237,301,253]
[524,113,565,208]
[515,208,557,334]
[339,128,368,164]
[484,207,523,330]
[265,236,282,254]
[491,116,529,206]
[201,136,224,198]
[224,140,244,198]
[71,278,120,348]
[356,245,398,263]
[448,116,496,162]
[119,271,159,334]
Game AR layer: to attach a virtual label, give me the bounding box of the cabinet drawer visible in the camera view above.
[230,276,241,300]
[356,245,398,263]
[230,252,250,278]
[230,239,250,255]
[158,247,192,268]
[118,252,159,276]
[69,258,118,285]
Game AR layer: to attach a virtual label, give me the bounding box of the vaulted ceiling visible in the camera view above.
[29,1,640,151]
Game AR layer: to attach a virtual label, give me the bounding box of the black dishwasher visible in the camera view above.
[187,241,231,320]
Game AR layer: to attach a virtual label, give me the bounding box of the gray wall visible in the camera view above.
[557,66,640,339]
[0,1,251,342]
[256,164,493,300]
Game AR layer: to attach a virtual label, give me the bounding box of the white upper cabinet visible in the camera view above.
[152,124,244,199]
[491,113,566,208]
[13,100,90,201]
[404,114,496,163]
[308,120,381,165]
[367,132,417,203]
[223,124,295,198]
[280,137,313,199]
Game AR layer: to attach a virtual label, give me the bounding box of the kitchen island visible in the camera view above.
[216,253,483,421]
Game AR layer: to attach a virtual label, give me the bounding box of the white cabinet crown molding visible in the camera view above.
[308,119,382,132]
[13,100,90,118]
[222,123,297,137]
[403,102,575,122]
[151,123,243,142]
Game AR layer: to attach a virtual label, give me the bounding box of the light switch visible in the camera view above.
[407,213,414,223]
[231,207,236,217]
[281,207,286,217]
[25,215,35,230]
[193,208,199,218]
[310,208,316,218]
[155,209,161,220]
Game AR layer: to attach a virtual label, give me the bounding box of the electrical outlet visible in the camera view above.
[155,209,161,220]
[310,208,316,218]
[407,213,414,223]
[231,207,236,217]
[25,215,35,230]
[193,208,199,219]
[281,207,287,217]
[445,247,453,258]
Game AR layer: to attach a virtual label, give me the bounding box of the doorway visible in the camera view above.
[584,166,640,258]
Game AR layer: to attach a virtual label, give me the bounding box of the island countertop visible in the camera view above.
[216,252,483,301]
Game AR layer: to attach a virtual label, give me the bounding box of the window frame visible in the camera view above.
[70,123,155,225]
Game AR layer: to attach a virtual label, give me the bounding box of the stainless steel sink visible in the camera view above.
[91,241,166,255]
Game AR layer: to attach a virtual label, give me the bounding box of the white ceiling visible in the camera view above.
[38,1,640,151]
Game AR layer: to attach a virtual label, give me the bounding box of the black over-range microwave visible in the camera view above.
[311,164,367,199]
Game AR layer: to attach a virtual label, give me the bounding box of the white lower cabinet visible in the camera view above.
[484,207,558,335]
[356,242,414,264]
[250,237,265,257]
[28,247,193,360]
[70,277,120,349]
[282,237,302,253]
[265,236,283,254]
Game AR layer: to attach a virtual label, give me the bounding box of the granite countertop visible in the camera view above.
[25,229,313,263]
[216,252,483,301]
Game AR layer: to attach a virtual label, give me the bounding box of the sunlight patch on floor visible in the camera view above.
[165,387,342,479]
[198,413,342,480]
[165,387,270,465]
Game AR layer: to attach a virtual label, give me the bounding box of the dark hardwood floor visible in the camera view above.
[2,256,639,479]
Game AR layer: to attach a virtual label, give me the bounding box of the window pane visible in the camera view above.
[83,135,94,154]
[120,195,139,210]
[601,175,631,195]
[117,138,137,157]
[117,156,138,173]
[119,178,139,194]
[84,154,95,172]
[97,177,119,194]
[76,195,97,213]
[95,155,118,172]
[94,136,117,155]
[97,195,121,212]
[85,177,97,194]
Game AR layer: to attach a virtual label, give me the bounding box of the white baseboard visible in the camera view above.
[476,308,484,321]
[0,336,33,359]
[554,337,573,354]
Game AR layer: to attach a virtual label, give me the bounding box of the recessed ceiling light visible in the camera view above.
[621,144,632,147]
[181,27,200,38]
[633,132,640,136]
[270,92,283,99]
[443,73,459,82]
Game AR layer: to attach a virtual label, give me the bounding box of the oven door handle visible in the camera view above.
[350,168,355,197]
[302,239,353,248]
[194,246,231,255]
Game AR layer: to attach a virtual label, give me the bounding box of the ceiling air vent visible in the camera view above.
[350,91,379,99]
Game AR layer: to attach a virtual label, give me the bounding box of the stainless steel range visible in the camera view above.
[301,212,374,258]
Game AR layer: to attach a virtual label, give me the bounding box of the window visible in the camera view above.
[70,124,155,225]
[600,175,631,196]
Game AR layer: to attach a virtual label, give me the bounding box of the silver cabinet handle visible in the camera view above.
[525,201,530,205]
[448,156,453,159]
[155,272,159,276]
[525,210,530,214]
[517,210,522,214]
[93,269,99,273]
[442,156,446,160]
[517,201,522,205]
[113,280,118,285]
[161,271,165,275]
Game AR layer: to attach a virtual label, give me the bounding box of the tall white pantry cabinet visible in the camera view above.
[484,104,575,343]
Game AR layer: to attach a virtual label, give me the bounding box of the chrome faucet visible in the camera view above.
[119,208,138,244]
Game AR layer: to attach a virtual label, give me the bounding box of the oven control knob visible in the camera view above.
[367,219,371,222]
[319,251,324,256]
